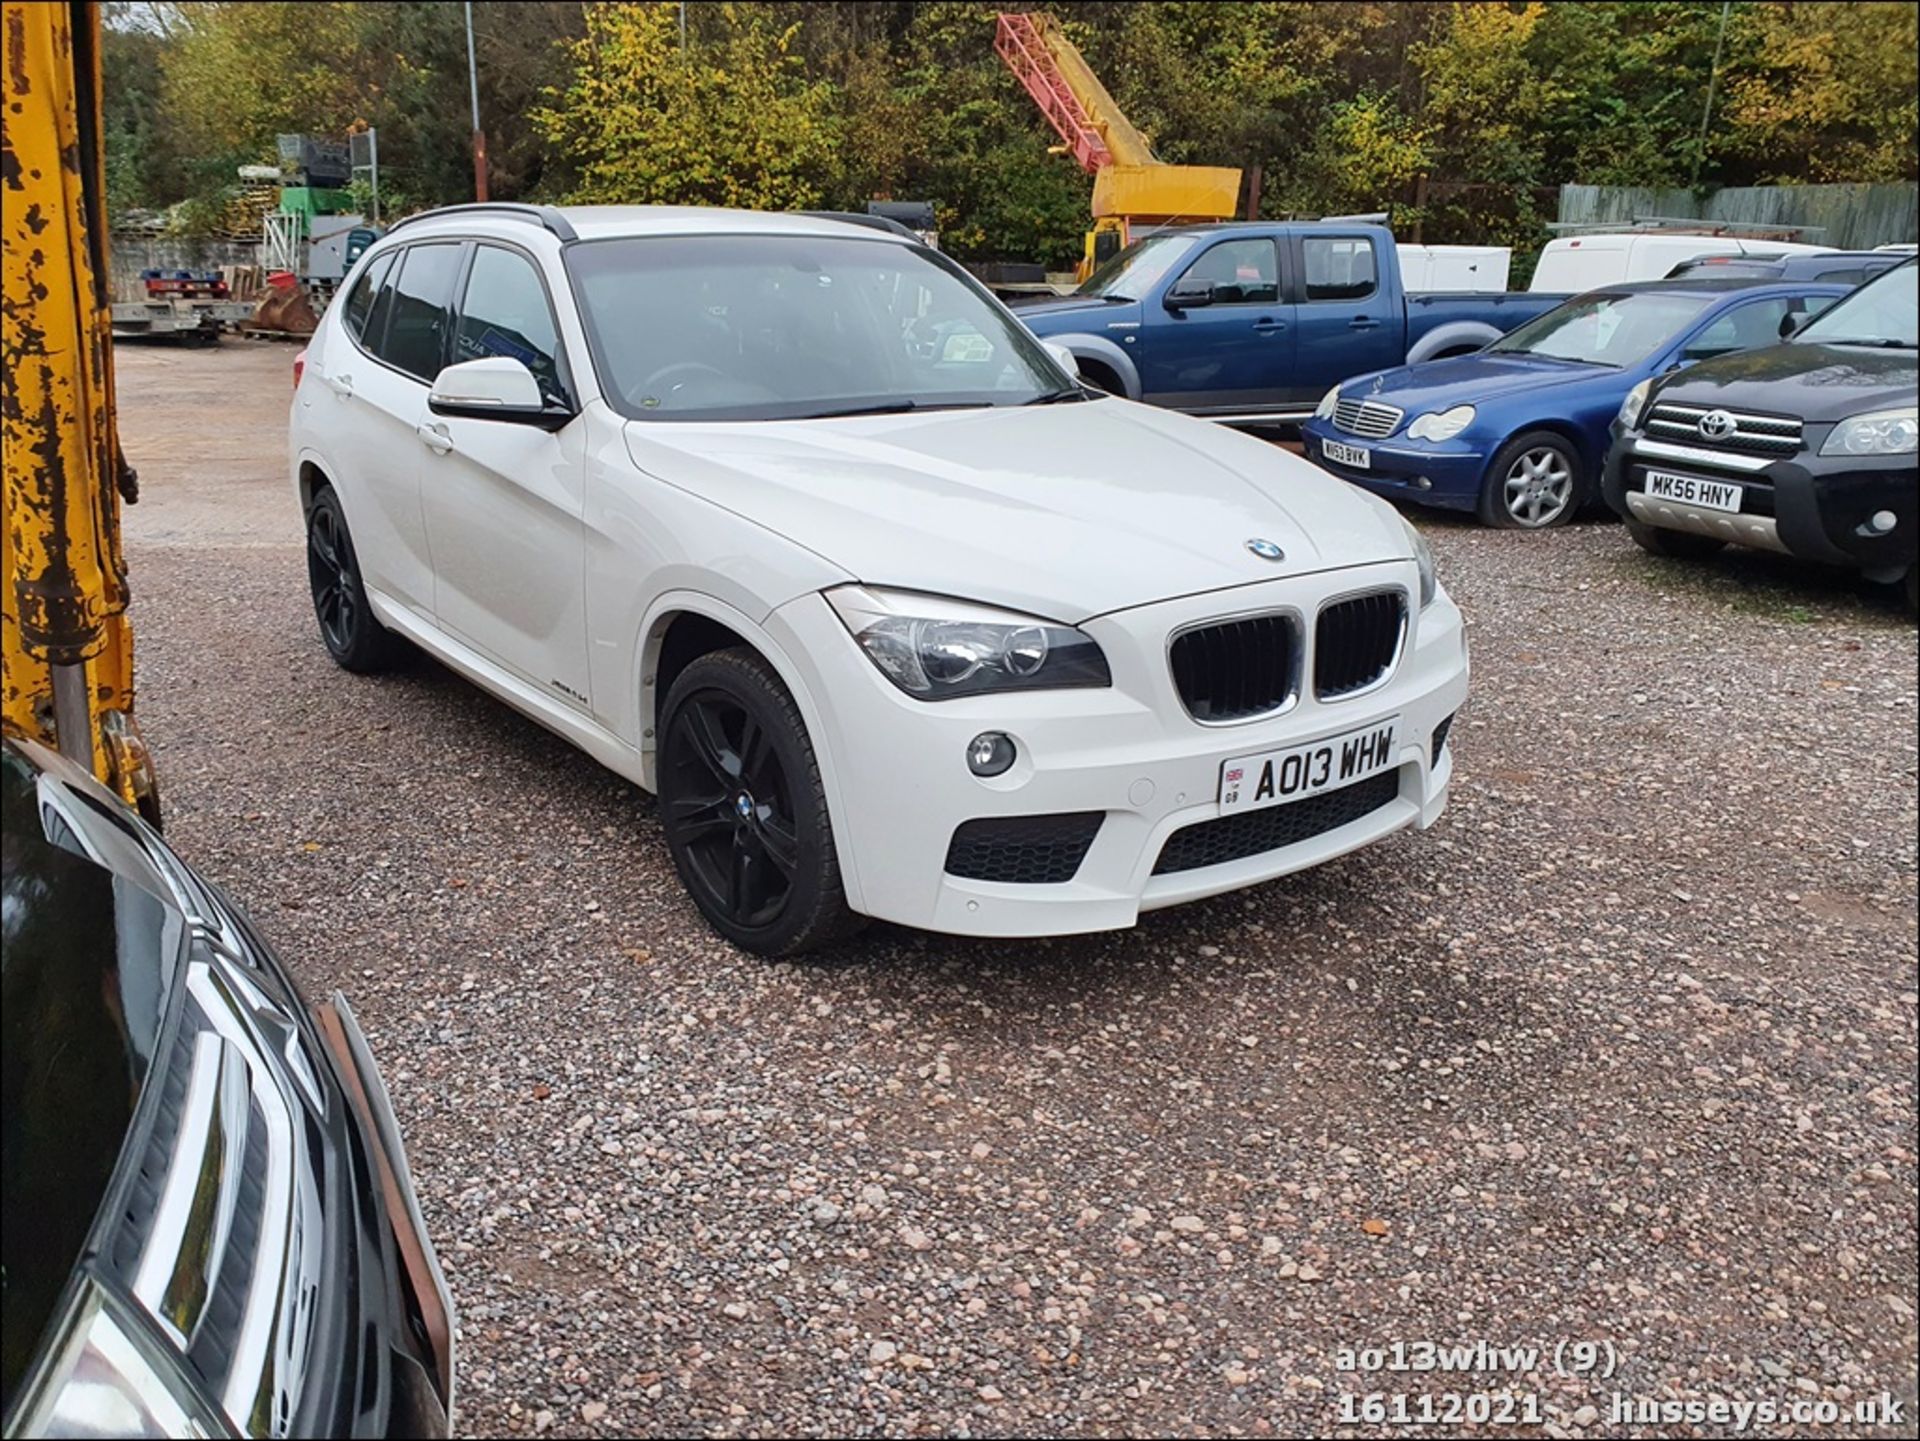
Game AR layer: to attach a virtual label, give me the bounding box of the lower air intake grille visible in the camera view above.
[1170,613,1299,723]
[1432,711,1456,765]
[1151,770,1401,875]
[945,812,1103,884]
[1315,590,1406,698]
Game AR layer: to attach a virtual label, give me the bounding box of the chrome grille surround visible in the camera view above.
[1645,401,1803,456]
[1332,397,1405,439]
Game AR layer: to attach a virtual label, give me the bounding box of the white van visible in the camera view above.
[1529,233,1833,293]
[1398,244,1513,293]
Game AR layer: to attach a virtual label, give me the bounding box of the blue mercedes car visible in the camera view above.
[1300,278,1853,528]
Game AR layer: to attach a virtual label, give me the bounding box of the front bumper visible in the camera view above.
[1603,423,1918,577]
[773,565,1469,938]
[1298,421,1487,511]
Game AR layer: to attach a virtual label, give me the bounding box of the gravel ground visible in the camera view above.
[115,340,1916,1437]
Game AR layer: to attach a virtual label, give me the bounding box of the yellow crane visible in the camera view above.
[995,10,1242,277]
[2,0,158,819]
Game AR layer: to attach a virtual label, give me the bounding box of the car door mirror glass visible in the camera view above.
[429,357,562,426]
[1165,278,1215,311]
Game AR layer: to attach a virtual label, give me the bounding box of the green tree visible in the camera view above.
[158,2,376,160]
[98,1,1920,263]
[532,2,838,210]
[1719,0,1919,182]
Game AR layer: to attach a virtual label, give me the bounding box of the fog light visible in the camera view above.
[1412,476,1433,491]
[967,732,1016,777]
[1870,509,1897,533]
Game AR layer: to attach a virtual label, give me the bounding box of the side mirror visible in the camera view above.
[1042,341,1080,377]
[1164,278,1216,311]
[429,357,570,430]
[1778,311,1805,340]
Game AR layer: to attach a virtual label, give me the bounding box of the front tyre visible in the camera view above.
[658,648,860,957]
[306,486,401,672]
[1479,430,1582,530]
[1625,519,1728,560]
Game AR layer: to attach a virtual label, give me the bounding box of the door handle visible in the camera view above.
[1251,318,1287,334]
[1348,317,1382,331]
[415,422,454,455]
[325,371,354,398]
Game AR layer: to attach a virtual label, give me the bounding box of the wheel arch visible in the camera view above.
[1498,419,1601,479]
[297,454,331,512]
[1043,331,1140,398]
[1405,321,1502,365]
[635,592,868,911]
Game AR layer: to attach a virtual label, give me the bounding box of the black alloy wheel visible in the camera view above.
[665,692,799,929]
[305,486,399,672]
[657,648,858,956]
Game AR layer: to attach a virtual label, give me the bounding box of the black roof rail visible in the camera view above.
[793,210,919,240]
[387,202,579,243]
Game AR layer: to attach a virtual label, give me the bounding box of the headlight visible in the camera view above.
[11,1283,214,1438]
[827,586,1111,698]
[1400,516,1437,608]
[1821,407,1918,456]
[1315,385,1340,420]
[1617,379,1653,430]
[1405,405,1475,443]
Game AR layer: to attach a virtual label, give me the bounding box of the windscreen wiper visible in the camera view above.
[1022,387,1089,405]
[795,399,992,420]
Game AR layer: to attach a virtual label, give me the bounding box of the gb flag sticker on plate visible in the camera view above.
[1219,717,1400,813]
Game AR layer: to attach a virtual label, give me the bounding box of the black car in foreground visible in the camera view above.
[1,736,453,1437]
[1604,258,1918,612]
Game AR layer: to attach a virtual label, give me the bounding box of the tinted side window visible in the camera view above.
[1812,267,1869,285]
[341,252,392,340]
[453,246,569,405]
[1683,298,1793,360]
[1302,237,1378,302]
[1180,239,1278,304]
[376,243,464,381]
[361,253,402,352]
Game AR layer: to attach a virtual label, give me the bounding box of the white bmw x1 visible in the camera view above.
[290,204,1469,955]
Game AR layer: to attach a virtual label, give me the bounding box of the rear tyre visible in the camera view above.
[1904,565,1918,619]
[658,648,861,957]
[1625,519,1727,560]
[306,486,402,672]
[1478,430,1582,530]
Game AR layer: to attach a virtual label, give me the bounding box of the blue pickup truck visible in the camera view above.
[1015,222,1565,423]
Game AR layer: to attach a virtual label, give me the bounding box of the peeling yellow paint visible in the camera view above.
[3,1,150,813]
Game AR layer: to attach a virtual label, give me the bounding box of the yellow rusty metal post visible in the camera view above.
[2,0,156,817]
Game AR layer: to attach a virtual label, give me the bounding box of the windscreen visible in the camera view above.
[566,234,1071,421]
[1076,233,1198,300]
[1488,291,1715,367]
[1793,261,1918,348]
